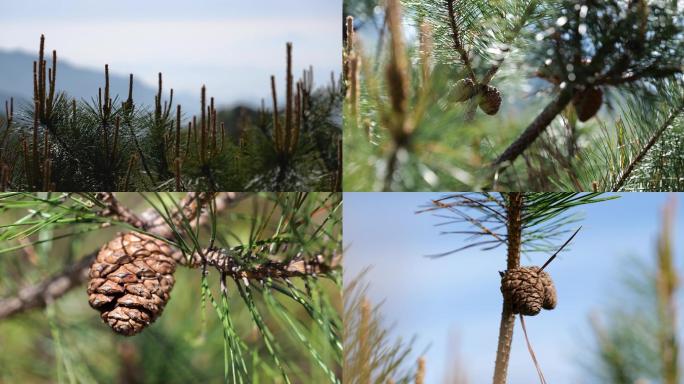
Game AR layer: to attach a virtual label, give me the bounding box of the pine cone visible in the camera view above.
[500,266,556,316]
[573,86,603,122]
[87,232,176,336]
[478,85,502,115]
[537,267,557,310]
[453,78,477,102]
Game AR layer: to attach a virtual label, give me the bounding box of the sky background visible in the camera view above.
[0,0,340,106]
[344,192,684,384]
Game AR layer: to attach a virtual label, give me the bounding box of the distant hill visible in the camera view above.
[0,49,198,114]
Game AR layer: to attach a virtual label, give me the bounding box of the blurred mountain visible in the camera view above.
[0,49,198,113]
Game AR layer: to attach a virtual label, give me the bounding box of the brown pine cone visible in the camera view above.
[453,78,477,102]
[500,266,556,316]
[478,85,502,115]
[536,267,557,310]
[87,232,176,336]
[573,86,603,122]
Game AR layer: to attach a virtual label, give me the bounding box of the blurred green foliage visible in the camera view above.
[343,0,684,191]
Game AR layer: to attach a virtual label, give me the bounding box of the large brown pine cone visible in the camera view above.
[500,266,556,316]
[573,86,603,122]
[87,232,176,336]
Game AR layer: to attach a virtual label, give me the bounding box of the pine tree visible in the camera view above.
[343,0,684,191]
[344,271,417,383]
[0,36,343,192]
[0,192,342,383]
[420,192,615,383]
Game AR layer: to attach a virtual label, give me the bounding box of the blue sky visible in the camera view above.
[344,192,684,384]
[0,0,340,105]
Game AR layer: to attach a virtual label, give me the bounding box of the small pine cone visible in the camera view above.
[88,232,176,336]
[453,78,477,102]
[573,86,603,122]
[500,266,556,316]
[478,85,502,115]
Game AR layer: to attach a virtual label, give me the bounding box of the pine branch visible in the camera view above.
[176,248,341,279]
[0,248,93,319]
[493,86,574,167]
[611,104,684,191]
[0,192,245,320]
[92,192,145,228]
[446,0,477,82]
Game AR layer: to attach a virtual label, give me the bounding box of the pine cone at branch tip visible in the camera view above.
[478,85,502,115]
[500,266,556,316]
[573,86,603,122]
[87,232,176,336]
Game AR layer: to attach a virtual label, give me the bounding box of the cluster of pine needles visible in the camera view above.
[0,36,343,192]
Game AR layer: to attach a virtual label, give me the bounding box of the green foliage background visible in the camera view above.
[343,0,684,192]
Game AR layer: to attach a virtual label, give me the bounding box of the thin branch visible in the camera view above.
[92,192,145,228]
[493,86,575,167]
[0,192,245,320]
[611,104,684,191]
[446,0,477,83]
[175,248,342,279]
[432,199,504,242]
[599,67,682,86]
[447,0,478,84]
[0,249,93,319]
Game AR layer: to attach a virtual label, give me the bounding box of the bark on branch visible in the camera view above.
[493,192,523,384]
[0,250,94,319]
[176,248,342,280]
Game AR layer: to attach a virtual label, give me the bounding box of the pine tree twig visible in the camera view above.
[144,192,220,236]
[0,249,93,319]
[611,104,684,191]
[600,67,682,86]
[175,248,342,279]
[94,192,145,228]
[446,0,477,83]
[0,192,246,320]
[493,86,575,168]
